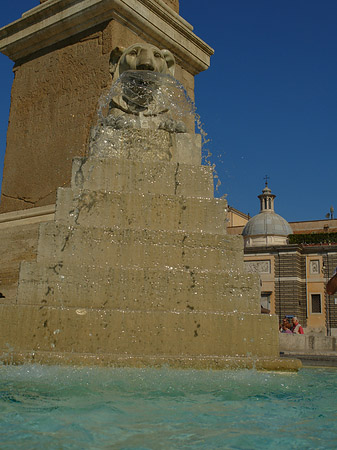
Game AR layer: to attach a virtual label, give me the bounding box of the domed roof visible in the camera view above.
[242,182,292,237]
[242,211,292,236]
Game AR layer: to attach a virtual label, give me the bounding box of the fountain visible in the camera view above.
[0,43,300,371]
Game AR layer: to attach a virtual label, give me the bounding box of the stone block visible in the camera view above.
[171,133,202,165]
[0,223,40,303]
[35,223,242,271]
[55,188,227,234]
[89,129,201,165]
[0,304,279,358]
[18,262,260,314]
[71,157,214,198]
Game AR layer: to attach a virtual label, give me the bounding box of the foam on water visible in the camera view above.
[0,365,336,449]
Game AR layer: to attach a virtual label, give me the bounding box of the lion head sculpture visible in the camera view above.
[98,43,186,133]
[109,43,176,82]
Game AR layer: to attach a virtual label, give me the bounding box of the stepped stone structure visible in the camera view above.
[0,125,300,370]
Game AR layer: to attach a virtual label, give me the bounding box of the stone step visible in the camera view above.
[18,263,260,314]
[36,223,244,271]
[0,304,279,358]
[72,157,214,198]
[89,129,202,166]
[55,188,227,234]
[0,223,40,303]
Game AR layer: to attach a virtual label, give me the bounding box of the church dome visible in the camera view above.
[242,182,292,247]
[242,211,293,237]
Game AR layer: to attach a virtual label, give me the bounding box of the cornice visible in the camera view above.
[0,0,213,74]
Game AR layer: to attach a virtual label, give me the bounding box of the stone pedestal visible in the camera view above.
[0,130,301,371]
[0,0,213,213]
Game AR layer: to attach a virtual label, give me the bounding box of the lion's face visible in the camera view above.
[108,43,177,116]
[110,44,175,81]
[120,44,167,73]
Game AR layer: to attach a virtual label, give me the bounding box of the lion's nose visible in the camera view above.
[136,63,155,71]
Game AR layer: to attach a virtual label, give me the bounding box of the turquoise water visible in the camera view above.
[0,365,336,449]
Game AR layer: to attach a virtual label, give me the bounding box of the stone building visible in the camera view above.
[228,184,337,336]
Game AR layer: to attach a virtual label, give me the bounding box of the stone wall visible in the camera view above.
[1,22,111,212]
[0,223,41,303]
[0,205,55,302]
[280,333,337,354]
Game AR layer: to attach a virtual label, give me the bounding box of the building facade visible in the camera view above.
[228,184,337,335]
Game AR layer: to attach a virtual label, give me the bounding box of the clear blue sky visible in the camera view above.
[0,1,336,222]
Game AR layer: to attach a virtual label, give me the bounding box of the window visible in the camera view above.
[261,293,271,313]
[311,294,321,314]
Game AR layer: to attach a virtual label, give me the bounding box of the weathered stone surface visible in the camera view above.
[34,223,244,271]
[280,333,337,355]
[0,304,278,358]
[0,349,302,371]
[55,188,227,234]
[89,130,201,164]
[0,205,55,302]
[0,223,41,303]
[72,157,212,197]
[0,0,209,213]
[1,22,112,213]
[0,131,299,370]
[162,0,180,14]
[4,1,203,68]
[18,263,260,314]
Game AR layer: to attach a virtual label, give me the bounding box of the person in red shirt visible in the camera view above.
[291,317,304,334]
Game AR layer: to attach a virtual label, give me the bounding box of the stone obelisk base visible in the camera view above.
[0,131,301,371]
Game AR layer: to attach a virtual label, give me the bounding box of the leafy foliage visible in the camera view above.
[289,233,337,245]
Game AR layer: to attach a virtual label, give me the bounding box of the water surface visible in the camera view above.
[0,365,336,449]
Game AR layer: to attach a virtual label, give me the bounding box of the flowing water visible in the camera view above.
[97,71,195,130]
[0,365,336,449]
[94,71,217,182]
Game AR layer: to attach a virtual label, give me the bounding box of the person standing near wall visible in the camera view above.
[291,317,304,334]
